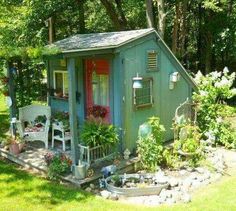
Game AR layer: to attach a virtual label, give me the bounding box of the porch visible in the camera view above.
[0,140,139,187]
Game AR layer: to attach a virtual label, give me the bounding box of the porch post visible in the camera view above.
[67,57,79,165]
[7,62,17,120]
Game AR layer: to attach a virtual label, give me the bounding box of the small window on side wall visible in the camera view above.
[53,71,69,98]
[133,78,153,109]
[147,50,158,72]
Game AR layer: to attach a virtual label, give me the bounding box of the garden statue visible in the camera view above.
[123,148,131,160]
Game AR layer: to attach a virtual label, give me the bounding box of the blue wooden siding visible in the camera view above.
[120,35,192,151]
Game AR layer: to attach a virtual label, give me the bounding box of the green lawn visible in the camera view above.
[0,159,236,211]
[0,94,9,140]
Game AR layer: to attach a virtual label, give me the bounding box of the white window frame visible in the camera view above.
[53,70,68,95]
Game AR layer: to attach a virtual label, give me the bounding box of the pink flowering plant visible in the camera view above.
[44,152,72,180]
[193,68,236,148]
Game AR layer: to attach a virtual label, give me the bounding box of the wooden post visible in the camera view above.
[48,17,55,44]
[45,59,51,106]
[67,58,79,166]
[7,62,17,119]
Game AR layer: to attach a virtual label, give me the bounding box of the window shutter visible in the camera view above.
[147,50,158,71]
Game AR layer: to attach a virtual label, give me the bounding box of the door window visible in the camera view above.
[92,72,109,106]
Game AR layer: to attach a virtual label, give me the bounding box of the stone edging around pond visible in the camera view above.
[85,147,226,206]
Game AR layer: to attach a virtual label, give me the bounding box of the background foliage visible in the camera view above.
[0,0,235,110]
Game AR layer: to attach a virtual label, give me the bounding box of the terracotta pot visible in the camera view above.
[9,143,20,155]
[18,143,26,152]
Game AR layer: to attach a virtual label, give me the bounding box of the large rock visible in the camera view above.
[169,178,179,187]
[166,197,176,205]
[90,183,95,189]
[110,193,119,201]
[195,167,205,174]
[182,193,191,203]
[85,187,92,192]
[100,190,111,199]
[179,169,187,176]
[192,180,201,188]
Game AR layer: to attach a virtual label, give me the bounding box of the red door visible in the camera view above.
[85,59,110,122]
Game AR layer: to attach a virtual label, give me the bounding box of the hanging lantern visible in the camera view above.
[132,73,143,89]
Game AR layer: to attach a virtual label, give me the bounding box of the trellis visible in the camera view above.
[173,98,198,140]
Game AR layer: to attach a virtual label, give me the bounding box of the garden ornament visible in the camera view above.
[123,148,131,160]
[101,165,117,178]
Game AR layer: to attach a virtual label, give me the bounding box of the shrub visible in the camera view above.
[173,124,204,167]
[137,116,166,172]
[193,69,236,148]
[80,116,119,148]
[44,152,72,180]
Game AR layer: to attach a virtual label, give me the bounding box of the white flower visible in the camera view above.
[210,71,221,80]
[205,130,216,142]
[215,76,231,88]
[216,117,223,123]
[194,71,203,84]
[223,66,229,74]
[230,72,236,79]
[199,90,208,96]
[231,88,236,96]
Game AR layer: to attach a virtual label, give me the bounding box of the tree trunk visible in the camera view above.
[100,0,127,30]
[204,31,213,74]
[146,0,154,28]
[197,3,203,71]
[78,0,86,33]
[179,0,187,57]
[114,0,128,28]
[172,2,180,54]
[48,17,55,44]
[156,0,166,39]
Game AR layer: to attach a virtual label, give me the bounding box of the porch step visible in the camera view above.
[63,157,140,187]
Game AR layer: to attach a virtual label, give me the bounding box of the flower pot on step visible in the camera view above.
[9,143,20,155]
[18,143,26,152]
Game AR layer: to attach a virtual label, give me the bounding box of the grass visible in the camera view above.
[0,159,236,211]
[0,94,9,140]
[0,95,236,210]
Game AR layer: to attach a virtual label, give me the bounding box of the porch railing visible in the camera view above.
[78,144,116,166]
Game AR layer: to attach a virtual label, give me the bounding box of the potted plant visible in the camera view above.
[54,89,63,98]
[9,139,20,155]
[52,111,70,131]
[80,116,119,148]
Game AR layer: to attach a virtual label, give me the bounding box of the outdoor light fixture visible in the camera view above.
[133,73,143,89]
[169,72,180,90]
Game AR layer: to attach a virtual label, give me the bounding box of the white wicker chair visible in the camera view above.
[16,105,51,149]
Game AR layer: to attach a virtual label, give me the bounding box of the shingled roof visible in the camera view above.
[51,28,155,53]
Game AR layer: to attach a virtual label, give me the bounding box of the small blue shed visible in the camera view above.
[46,28,197,162]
